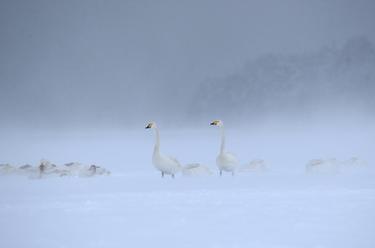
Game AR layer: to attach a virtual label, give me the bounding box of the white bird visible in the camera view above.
[240,159,267,172]
[182,163,213,176]
[341,157,367,168]
[0,163,16,175]
[210,120,238,176]
[145,121,181,178]
[305,158,338,174]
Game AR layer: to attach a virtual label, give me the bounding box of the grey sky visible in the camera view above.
[0,0,374,128]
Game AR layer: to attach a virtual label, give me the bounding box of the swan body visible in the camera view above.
[341,157,367,167]
[305,158,339,174]
[79,164,110,177]
[240,159,267,172]
[182,163,212,176]
[0,163,16,175]
[306,157,367,174]
[17,164,36,175]
[146,121,181,177]
[210,120,238,175]
[152,152,181,176]
[216,152,238,173]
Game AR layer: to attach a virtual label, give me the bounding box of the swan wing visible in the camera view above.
[169,156,181,167]
[184,163,201,169]
[224,152,239,164]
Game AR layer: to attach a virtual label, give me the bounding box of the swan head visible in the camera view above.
[210,119,223,127]
[145,121,157,129]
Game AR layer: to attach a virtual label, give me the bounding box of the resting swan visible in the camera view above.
[240,159,267,172]
[305,158,338,174]
[210,120,238,175]
[145,121,181,178]
[182,163,213,176]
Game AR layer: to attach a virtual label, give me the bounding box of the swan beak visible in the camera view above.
[145,124,152,129]
[210,120,219,126]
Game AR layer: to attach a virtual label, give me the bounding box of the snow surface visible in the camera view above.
[0,125,374,248]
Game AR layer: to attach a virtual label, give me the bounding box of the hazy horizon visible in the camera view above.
[1,0,375,129]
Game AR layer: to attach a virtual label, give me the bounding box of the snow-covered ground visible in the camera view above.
[1,125,374,248]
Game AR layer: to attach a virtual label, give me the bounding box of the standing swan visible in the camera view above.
[210,120,238,175]
[145,121,181,178]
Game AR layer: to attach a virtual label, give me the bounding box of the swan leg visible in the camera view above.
[171,174,175,179]
[232,171,235,176]
[161,172,164,178]
[220,170,222,176]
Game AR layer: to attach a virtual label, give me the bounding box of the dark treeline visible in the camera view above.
[187,37,375,125]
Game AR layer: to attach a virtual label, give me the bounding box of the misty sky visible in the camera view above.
[0,0,374,128]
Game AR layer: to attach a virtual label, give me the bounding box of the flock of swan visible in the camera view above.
[0,159,110,178]
[145,119,251,178]
[305,157,368,174]
[0,119,368,179]
[145,119,367,178]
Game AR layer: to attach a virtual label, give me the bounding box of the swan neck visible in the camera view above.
[154,127,160,154]
[220,126,226,154]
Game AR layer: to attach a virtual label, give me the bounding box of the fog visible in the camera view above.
[1,0,375,128]
[1,2,375,247]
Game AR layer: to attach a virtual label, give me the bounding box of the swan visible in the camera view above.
[341,157,367,168]
[0,163,16,175]
[305,158,339,174]
[210,120,238,175]
[240,159,267,172]
[182,163,213,176]
[145,121,181,178]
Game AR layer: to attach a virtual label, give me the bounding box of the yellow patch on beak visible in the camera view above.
[210,120,220,126]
